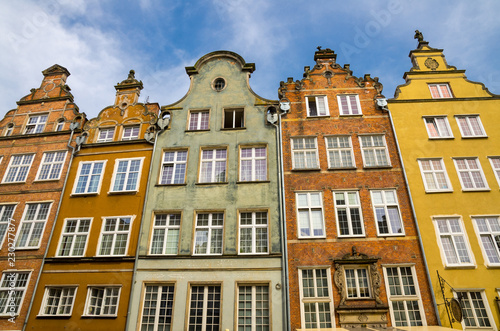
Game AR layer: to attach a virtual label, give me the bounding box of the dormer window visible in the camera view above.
[97,128,115,143]
[25,114,48,134]
[122,125,140,140]
[4,123,14,136]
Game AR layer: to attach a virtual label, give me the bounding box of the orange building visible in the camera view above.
[25,71,159,330]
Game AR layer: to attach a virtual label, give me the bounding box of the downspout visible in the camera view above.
[385,105,441,325]
[22,124,78,331]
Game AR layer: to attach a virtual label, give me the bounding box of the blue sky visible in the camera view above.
[1,0,500,119]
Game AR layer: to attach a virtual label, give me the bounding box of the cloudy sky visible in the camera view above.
[1,0,499,119]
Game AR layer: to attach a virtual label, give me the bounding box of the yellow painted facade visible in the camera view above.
[389,36,500,330]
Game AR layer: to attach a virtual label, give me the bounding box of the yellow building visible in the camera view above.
[388,32,500,330]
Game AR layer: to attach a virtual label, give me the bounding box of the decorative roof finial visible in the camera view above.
[128,70,135,80]
[317,46,322,51]
[414,30,424,43]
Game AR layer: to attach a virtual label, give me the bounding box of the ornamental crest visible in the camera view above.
[424,57,439,70]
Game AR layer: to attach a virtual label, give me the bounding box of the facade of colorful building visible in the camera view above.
[0,65,85,330]
[388,34,500,330]
[25,71,159,330]
[279,48,438,330]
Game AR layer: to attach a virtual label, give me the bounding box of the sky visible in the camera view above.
[1,0,499,119]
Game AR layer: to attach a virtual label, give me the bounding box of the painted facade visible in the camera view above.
[25,71,159,330]
[388,33,500,330]
[279,48,438,330]
[127,51,285,330]
[0,65,85,330]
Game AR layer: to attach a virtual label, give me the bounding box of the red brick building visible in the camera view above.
[0,65,85,330]
[279,48,438,329]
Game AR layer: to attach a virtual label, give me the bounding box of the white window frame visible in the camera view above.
[188,110,210,130]
[97,216,132,256]
[238,211,269,254]
[325,136,355,169]
[110,157,144,192]
[359,135,391,167]
[383,265,426,327]
[56,218,92,257]
[159,150,188,185]
[140,284,175,330]
[193,212,224,255]
[455,290,494,329]
[337,94,362,115]
[237,284,271,331]
[298,268,335,329]
[296,192,325,239]
[333,191,365,237]
[423,116,454,139]
[223,108,244,128]
[306,95,329,117]
[122,125,140,141]
[55,120,65,132]
[488,157,500,187]
[24,114,48,134]
[72,160,107,195]
[188,285,221,330]
[428,83,453,98]
[39,286,77,316]
[83,286,121,317]
[35,151,67,181]
[371,190,404,236]
[417,158,453,192]
[453,158,489,191]
[291,137,319,169]
[473,216,500,267]
[0,204,17,248]
[199,148,227,183]
[456,115,487,138]
[433,217,475,267]
[16,202,52,249]
[97,127,115,142]
[239,146,267,181]
[150,213,181,255]
[345,267,371,299]
[2,154,35,183]
[0,271,30,316]
[4,123,14,136]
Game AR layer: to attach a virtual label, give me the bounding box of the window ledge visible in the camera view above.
[236,180,270,184]
[70,192,99,197]
[461,188,491,192]
[107,190,138,195]
[298,236,327,240]
[36,314,71,319]
[377,234,406,238]
[339,114,363,117]
[155,183,187,187]
[485,264,500,269]
[428,137,454,140]
[306,115,330,118]
[13,247,40,251]
[33,179,61,183]
[185,129,210,133]
[195,182,228,185]
[81,315,117,319]
[328,167,357,171]
[461,135,488,139]
[363,165,392,169]
[221,127,246,131]
[424,190,454,194]
[291,168,321,172]
[0,181,27,185]
[444,264,476,270]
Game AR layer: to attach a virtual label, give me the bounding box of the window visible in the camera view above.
[489,157,500,186]
[188,285,221,330]
[298,269,334,329]
[55,120,65,132]
[24,114,47,134]
[306,96,329,116]
[36,151,67,181]
[337,94,361,115]
[238,285,270,330]
[456,291,492,328]
[0,204,16,247]
[456,115,486,137]
[40,287,77,316]
[16,202,51,249]
[213,77,226,92]
[291,137,319,169]
[428,83,452,98]
[384,266,425,326]
[111,158,143,192]
[73,161,106,194]
[424,117,453,138]
[434,217,473,266]
[453,158,488,190]
[334,191,364,237]
[240,147,267,181]
[345,268,370,298]
[150,213,181,255]
[193,212,224,255]
[189,110,209,130]
[359,135,390,167]
[296,192,325,238]
[325,136,355,168]
[199,149,227,183]
[159,150,188,184]
[84,286,120,317]
[97,217,132,256]
[418,159,453,192]
[97,127,115,142]
[140,285,175,330]
[0,272,30,316]
[223,108,244,128]
[239,211,268,254]
[371,190,404,236]
[57,218,91,257]
[5,123,14,136]
[2,154,34,183]
[473,217,500,265]
[122,125,140,140]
